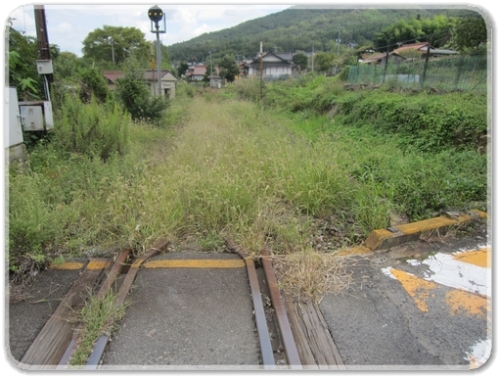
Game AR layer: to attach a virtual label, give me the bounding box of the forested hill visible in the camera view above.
[167,6,478,63]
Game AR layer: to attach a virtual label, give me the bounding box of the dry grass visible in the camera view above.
[418,224,462,244]
[273,248,354,302]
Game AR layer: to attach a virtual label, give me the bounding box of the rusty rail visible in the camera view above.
[261,246,302,369]
[226,240,276,369]
[84,239,170,369]
[57,249,131,369]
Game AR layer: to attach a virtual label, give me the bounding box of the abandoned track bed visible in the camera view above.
[10,238,322,370]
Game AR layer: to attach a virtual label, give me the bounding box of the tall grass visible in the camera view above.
[8,85,488,279]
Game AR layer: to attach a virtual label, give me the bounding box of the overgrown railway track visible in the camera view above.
[15,238,306,370]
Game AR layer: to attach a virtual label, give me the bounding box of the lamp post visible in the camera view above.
[148,5,166,96]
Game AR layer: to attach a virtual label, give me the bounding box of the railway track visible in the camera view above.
[13,238,304,370]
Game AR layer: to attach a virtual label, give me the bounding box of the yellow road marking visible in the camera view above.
[337,246,371,256]
[143,259,245,269]
[453,247,491,268]
[445,290,490,319]
[87,260,111,270]
[390,268,437,312]
[49,262,84,270]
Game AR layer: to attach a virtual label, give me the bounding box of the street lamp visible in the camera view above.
[148,5,166,96]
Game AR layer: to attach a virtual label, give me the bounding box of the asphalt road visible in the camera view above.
[320,234,491,370]
[99,252,262,369]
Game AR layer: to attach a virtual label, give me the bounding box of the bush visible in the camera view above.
[115,69,168,125]
[337,90,487,152]
[54,95,130,161]
[233,77,262,101]
[79,67,112,104]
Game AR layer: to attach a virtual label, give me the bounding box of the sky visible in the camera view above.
[5,2,292,57]
[5,1,497,59]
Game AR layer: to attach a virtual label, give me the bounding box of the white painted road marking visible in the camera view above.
[382,245,491,369]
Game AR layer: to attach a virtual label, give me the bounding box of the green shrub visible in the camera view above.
[54,95,130,161]
[79,67,112,104]
[337,91,487,152]
[233,77,262,101]
[115,73,168,124]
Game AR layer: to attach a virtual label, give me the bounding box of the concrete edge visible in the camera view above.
[336,209,488,256]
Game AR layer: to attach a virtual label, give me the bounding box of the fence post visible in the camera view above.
[421,40,431,89]
[383,51,389,83]
[454,57,465,90]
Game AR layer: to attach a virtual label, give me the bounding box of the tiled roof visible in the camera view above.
[102,70,175,83]
[361,52,387,62]
[143,70,172,81]
[393,42,431,55]
[102,71,124,83]
[192,65,206,76]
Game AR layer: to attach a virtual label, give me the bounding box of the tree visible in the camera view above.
[451,16,487,53]
[79,67,112,104]
[314,52,335,73]
[115,55,168,124]
[82,25,150,65]
[217,55,240,82]
[373,16,456,50]
[54,52,85,82]
[177,62,189,78]
[7,26,42,100]
[292,52,308,71]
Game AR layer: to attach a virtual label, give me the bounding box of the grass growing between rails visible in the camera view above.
[69,292,127,366]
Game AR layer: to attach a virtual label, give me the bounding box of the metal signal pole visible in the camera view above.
[148,5,166,96]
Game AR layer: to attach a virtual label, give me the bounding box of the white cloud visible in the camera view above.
[54,21,72,33]
[5,4,292,56]
[192,23,214,38]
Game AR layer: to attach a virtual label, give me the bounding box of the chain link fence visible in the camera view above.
[347,55,488,92]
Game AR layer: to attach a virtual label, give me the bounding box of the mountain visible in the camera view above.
[166,6,478,63]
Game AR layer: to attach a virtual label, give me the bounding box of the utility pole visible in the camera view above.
[260,41,263,100]
[34,6,51,62]
[337,25,341,55]
[111,39,115,65]
[312,45,314,71]
[34,5,53,101]
[210,51,213,87]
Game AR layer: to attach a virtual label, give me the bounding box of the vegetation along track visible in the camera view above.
[13,238,305,369]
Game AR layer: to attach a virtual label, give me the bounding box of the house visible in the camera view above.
[208,66,222,87]
[238,60,253,77]
[244,51,295,78]
[209,74,223,88]
[102,69,177,99]
[143,70,177,98]
[359,51,406,65]
[185,67,194,80]
[190,65,207,81]
[393,42,459,59]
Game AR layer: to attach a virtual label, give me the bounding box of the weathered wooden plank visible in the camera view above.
[20,258,110,369]
[283,295,345,369]
[284,295,318,368]
[58,250,131,368]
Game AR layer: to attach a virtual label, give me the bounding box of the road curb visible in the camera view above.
[338,209,487,256]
